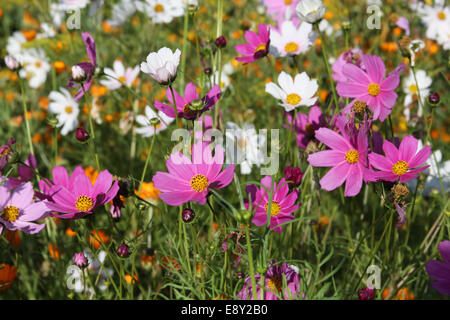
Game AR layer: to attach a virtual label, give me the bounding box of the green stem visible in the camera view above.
[138,128,157,193]
[180,5,189,89]
[19,78,35,156]
[245,224,258,300]
[169,85,180,128]
[81,83,100,171]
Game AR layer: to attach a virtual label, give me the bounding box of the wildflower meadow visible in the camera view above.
[0,0,449,304]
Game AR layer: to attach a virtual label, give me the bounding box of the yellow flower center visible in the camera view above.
[118,76,126,83]
[286,93,301,105]
[392,161,409,176]
[368,83,381,96]
[183,103,197,116]
[35,61,41,68]
[255,44,266,52]
[267,275,283,292]
[237,138,247,149]
[65,106,73,114]
[438,11,446,20]
[345,149,359,164]
[409,84,418,93]
[284,0,292,5]
[190,174,209,192]
[1,205,20,222]
[352,100,367,113]
[284,42,299,53]
[264,201,281,216]
[155,4,164,12]
[0,146,11,157]
[75,195,94,212]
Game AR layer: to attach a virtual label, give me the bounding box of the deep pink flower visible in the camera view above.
[42,166,119,219]
[238,261,302,300]
[235,24,270,64]
[426,240,450,295]
[307,118,373,197]
[67,32,97,101]
[368,135,431,183]
[154,82,221,120]
[0,180,50,235]
[336,54,404,121]
[152,141,235,206]
[331,48,365,82]
[246,176,299,234]
[284,105,327,149]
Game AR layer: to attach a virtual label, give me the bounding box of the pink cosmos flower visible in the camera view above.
[41,166,119,219]
[235,24,270,64]
[331,48,365,82]
[368,135,431,183]
[284,105,327,149]
[0,180,50,235]
[246,176,299,234]
[307,118,373,197]
[238,261,302,300]
[263,0,301,26]
[154,82,221,120]
[426,240,450,295]
[336,54,404,122]
[152,141,235,206]
[67,32,96,101]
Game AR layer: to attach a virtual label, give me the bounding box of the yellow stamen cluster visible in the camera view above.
[352,100,367,114]
[65,106,73,114]
[392,161,409,176]
[75,195,94,212]
[345,149,359,164]
[409,84,418,94]
[284,42,299,53]
[255,44,266,52]
[190,174,209,192]
[368,83,381,96]
[438,11,446,20]
[267,275,283,292]
[264,201,281,216]
[118,76,126,83]
[286,93,301,105]
[154,4,164,12]
[1,205,20,222]
[284,0,292,5]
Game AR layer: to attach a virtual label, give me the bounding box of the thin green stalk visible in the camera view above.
[180,5,189,89]
[19,78,35,156]
[214,0,224,129]
[81,83,100,170]
[169,85,180,128]
[138,128,157,193]
[245,224,258,300]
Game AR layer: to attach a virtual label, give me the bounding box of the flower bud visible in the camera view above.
[4,55,20,71]
[71,65,87,82]
[75,127,89,142]
[204,67,212,75]
[284,166,303,188]
[182,208,195,223]
[73,252,88,268]
[116,243,130,258]
[149,117,161,128]
[358,287,375,300]
[428,92,440,106]
[215,36,227,48]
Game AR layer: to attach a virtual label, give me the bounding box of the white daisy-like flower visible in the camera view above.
[212,62,234,91]
[269,21,314,57]
[419,3,450,41]
[140,47,181,85]
[402,69,432,119]
[225,122,266,175]
[48,88,80,136]
[58,0,91,10]
[37,23,57,39]
[100,59,140,90]
[135,106,174,137]
[295,0,326,24]
[6,32,27,60]
[318,18,334,36]
[106,0,137,27]
[19,48,51,89]
[136,0,184,24]
[265,71,318,112]
[436,29,450,50]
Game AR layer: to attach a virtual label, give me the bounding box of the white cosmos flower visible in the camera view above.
[295,0,326,24]
[140,47,181,85]
[419,3,450,42]
[6,32,26,59]
[269,21,314,57]
[106,0,137,27]
[100,59,140,90]
[19,48,51,89]
[225,122,266,175]
[48,88,80,136]
[265,71,318,112]
[58,0,90,10]
[402,69,432,119]
[212,62,234,91]
[136,0,184,24]
[135,106,174,137]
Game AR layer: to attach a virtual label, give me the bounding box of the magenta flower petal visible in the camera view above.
[210,165,235,189]
[235,43,254,55]
[153,172,190,192]
[426,260,450,281]
[184,82,199,101]
[308,150,345,167]
[92,170,113,195]
[82,32,96,65]
[319,162,350,191]
[20,202,50,222]
[344,165,363,197]
[154,100,176,118]
[439,241,450,264]
[362,54,385,83]
[381,73,400,91]
[73,173,93,198]
[341,62,371,84]
[408,146,432,168]
[315,128,353,152]
[368,152,393,171]
[159,191,196,206]
[10,182,34,206]
[382,140,399,163]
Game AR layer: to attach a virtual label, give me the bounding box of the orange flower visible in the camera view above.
[0,264,18,291]
[38,97,50,110]
[0,8,3,19]
[89,230,109,250]
[22,30,37,42]
[141,254,156,268]
[84,166,99,185]
[125,273,138,284]
[160,256,182,272]
[135,182,160,201]
[32,133,43,144]
[5,230,21,247]
[65,228,77,237]
[90,85,107,98]
[48,244,61,259]
[53,61,66,74]
[382,287,415,300]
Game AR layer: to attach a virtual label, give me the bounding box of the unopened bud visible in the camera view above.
[73,252,88,268]
[149,117,161,128]
[116,243,130,258]
[75,127,89,142]
[182,208,195,223]
[71,65,86,82]
[4,55,20,71]
[215,36,227,48]
[428,92,440,106]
